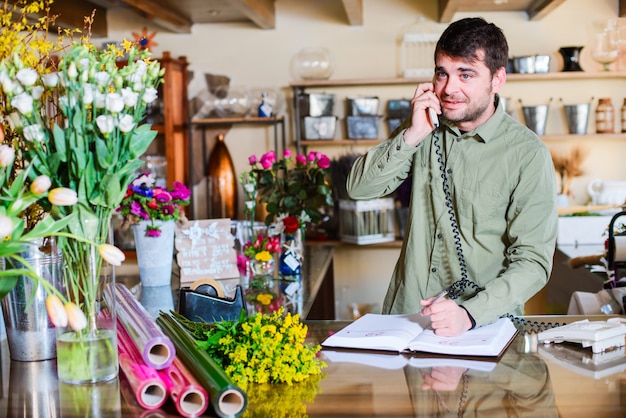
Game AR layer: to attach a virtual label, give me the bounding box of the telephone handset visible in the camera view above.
[428,107,439,129]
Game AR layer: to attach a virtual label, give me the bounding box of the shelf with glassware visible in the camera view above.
[186,116,286,219]
[290,71,626,152]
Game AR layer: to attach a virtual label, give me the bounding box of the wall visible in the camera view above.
[101,0,622,318]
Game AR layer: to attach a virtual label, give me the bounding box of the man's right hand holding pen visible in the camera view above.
[419,289,474,337]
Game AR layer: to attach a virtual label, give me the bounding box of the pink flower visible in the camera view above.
[307,151,317,162]
[248,155,257,165]
[259,151,276,169]
[170,181,191,200]
[154,189,173,203]
[296,154,307,166]
[283,149,291,159]
[317,154,331,169]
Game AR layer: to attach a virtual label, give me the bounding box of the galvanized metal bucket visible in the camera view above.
[1,238,62,361]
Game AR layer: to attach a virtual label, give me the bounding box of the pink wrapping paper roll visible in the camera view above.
[117,329,168,410]
[112,283,176,369]
[159,358,209,417]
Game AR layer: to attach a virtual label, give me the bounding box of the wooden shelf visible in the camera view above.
[191,116,284,126]
[290,71,626,89]
[542,133,626,140]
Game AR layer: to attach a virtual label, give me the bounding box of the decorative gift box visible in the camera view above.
[339,198,396,244]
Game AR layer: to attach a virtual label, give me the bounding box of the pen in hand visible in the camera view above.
[419,289,448,314]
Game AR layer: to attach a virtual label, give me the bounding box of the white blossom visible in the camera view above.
[67,62,78,79]
[94,91,106,108]
[16,68,38,86]
[121,87,138,107]
[94,71,110,87]
[105,92,124,113]
[23,124,45,142]
[6,112,22,130]
[11,92,34,115]
[0,144,15,167]
[1,75,16,94]
[117,114,135,133]
[0,215,14,240]
[142,87,158,104]
[31,85,44,100]
[41,72,59,88]
[96,114,115,134]
[82,83,95,105]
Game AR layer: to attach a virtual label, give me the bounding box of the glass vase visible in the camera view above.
[56,218,118,384]
[278,229,304,315]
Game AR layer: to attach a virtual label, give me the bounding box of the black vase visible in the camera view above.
[559,46,584,71]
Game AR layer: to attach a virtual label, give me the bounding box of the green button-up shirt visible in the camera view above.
[346,98,558,327]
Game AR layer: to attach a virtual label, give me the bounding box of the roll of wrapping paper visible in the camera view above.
[159,358,209,417]
[118,334,168,410]
[110,283,176,369]
[156,312,247,418]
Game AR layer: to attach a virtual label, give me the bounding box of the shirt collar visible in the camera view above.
[440,94,506,143]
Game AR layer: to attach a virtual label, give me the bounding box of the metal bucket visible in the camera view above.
[1,238,62,361]
[564,103,590,134]
[522,104,549,135]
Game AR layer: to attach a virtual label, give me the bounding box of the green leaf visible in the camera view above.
[128,126,158,159]
[102,173,123,208]
[95,136,112,169]
[52,124,67,160]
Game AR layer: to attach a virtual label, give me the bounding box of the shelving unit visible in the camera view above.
[290,71,626,153]
[150,52,190,187]
[187,116,285,219]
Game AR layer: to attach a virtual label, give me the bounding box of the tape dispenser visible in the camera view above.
[178,278,246,323]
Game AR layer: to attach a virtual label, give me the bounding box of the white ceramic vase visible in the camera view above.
[133,220,175,287]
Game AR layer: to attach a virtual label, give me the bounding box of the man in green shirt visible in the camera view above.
[346,17,557,336]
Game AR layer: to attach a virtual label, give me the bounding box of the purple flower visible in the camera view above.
[170,181,191,200]
[130,201,149,220]
[132,183,153,198]
[146,227,162,237]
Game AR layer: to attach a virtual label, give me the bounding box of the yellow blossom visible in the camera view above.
[254,250,272,262]
[256,293,273,305]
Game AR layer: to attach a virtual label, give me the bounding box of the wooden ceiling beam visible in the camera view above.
[229,0,275,29]
[527,0,566,21]
[341,0,363,26]
[109,0,192,33]
[437,0,458,24]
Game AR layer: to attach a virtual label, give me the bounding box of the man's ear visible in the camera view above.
[492,67,506,93]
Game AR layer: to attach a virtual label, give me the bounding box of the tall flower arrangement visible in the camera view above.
[0,37,163,382]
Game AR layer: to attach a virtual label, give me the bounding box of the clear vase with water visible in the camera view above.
[56,218,118,384]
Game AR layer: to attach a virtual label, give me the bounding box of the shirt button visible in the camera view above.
[456,137,461,142]
[431,267,437,273]
[377,163,384,169]
[447,168,452,174]
[437,234,442,239]
[396,145,401,150]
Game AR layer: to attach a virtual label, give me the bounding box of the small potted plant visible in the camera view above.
[117,172,191,286]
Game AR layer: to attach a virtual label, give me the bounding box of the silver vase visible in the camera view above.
[1,237,62,361]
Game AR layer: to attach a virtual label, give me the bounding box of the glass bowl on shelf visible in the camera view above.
[291,47,334,80]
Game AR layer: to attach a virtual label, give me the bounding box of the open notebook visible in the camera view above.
[322,313,518,357]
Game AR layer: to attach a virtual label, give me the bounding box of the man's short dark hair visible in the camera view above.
[435,17,509,74]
